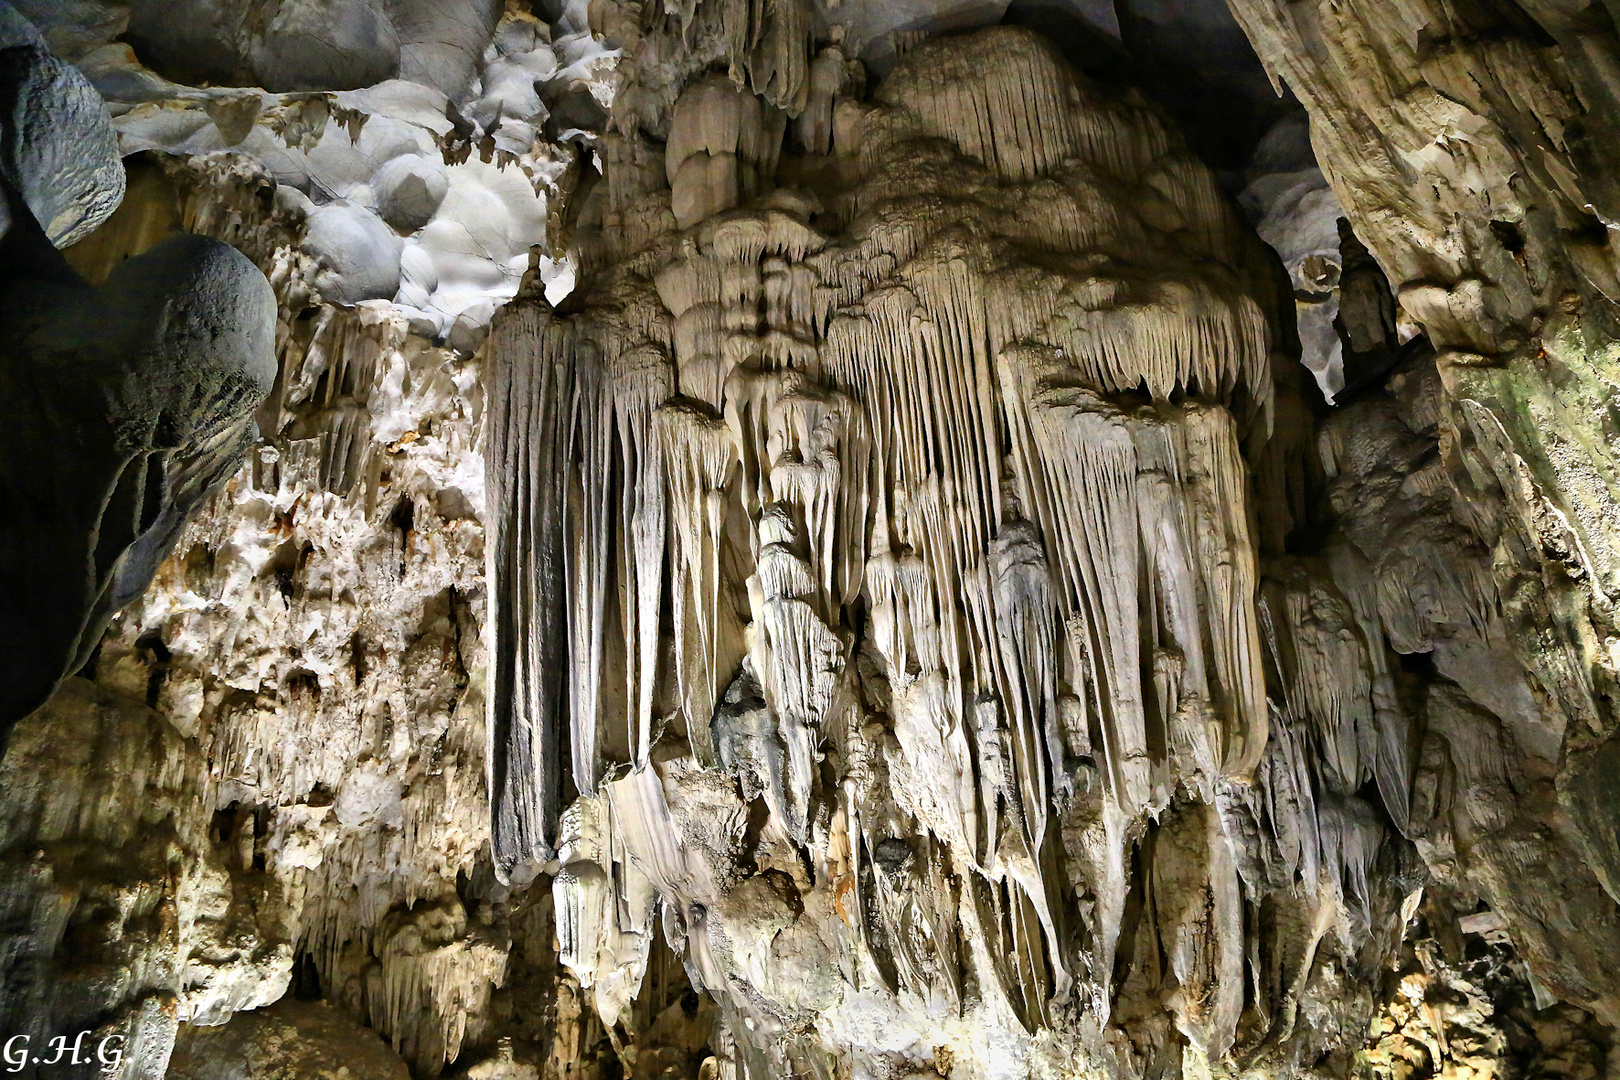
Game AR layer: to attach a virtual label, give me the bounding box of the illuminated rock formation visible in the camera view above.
[481,21,1407,1077]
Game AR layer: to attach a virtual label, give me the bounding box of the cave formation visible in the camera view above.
[2,0,1619,1078]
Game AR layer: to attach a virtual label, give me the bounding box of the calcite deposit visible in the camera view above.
[1228,0,1620,1031]
[4,0,1620,1078]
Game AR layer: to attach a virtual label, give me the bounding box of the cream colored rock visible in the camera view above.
[168,1000,411,1080]
[482,19,1410,1079]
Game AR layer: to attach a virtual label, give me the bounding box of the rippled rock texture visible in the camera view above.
[478,12,1498,1077]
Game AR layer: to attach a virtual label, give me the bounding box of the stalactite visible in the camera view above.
[486,303,574,878]
[472,15,1483,1078]
[657,402,743,764]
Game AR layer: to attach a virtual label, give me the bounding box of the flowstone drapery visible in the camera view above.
[483,22,1421,1076]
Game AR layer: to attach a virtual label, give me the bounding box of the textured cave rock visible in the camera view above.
[0,0,122,246]
[1227,0,1620,1031]
[49,0,605,343]
[0,215,277,728]
[1239,117,1346,399]
[5,0,1620,1076]
[486,0,1620,1070]
[479,11,1409,1075]
[168,1001,411,1080]
[0,13,277,732]
[0,152,506,1079]
[121,0,489,96]
[0,677,301,1080]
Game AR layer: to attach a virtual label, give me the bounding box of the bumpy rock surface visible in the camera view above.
[0,219,277,729]
[0,0,122,245]
[168,1000,411,1080]
[52,0,611,342]
[1229,0,1620,1032]
[481,14,1401,1076]
[0,677,296,1079]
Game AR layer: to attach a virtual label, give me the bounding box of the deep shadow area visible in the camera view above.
[1004,0,1304,189]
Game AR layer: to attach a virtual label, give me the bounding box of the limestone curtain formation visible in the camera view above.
[483,19,1413,1075]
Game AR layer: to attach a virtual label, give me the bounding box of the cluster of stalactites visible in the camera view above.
[485,294,683,877]
[485,18,1312,1071]
[869,28,1169,183]
[999,350,1270,794]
